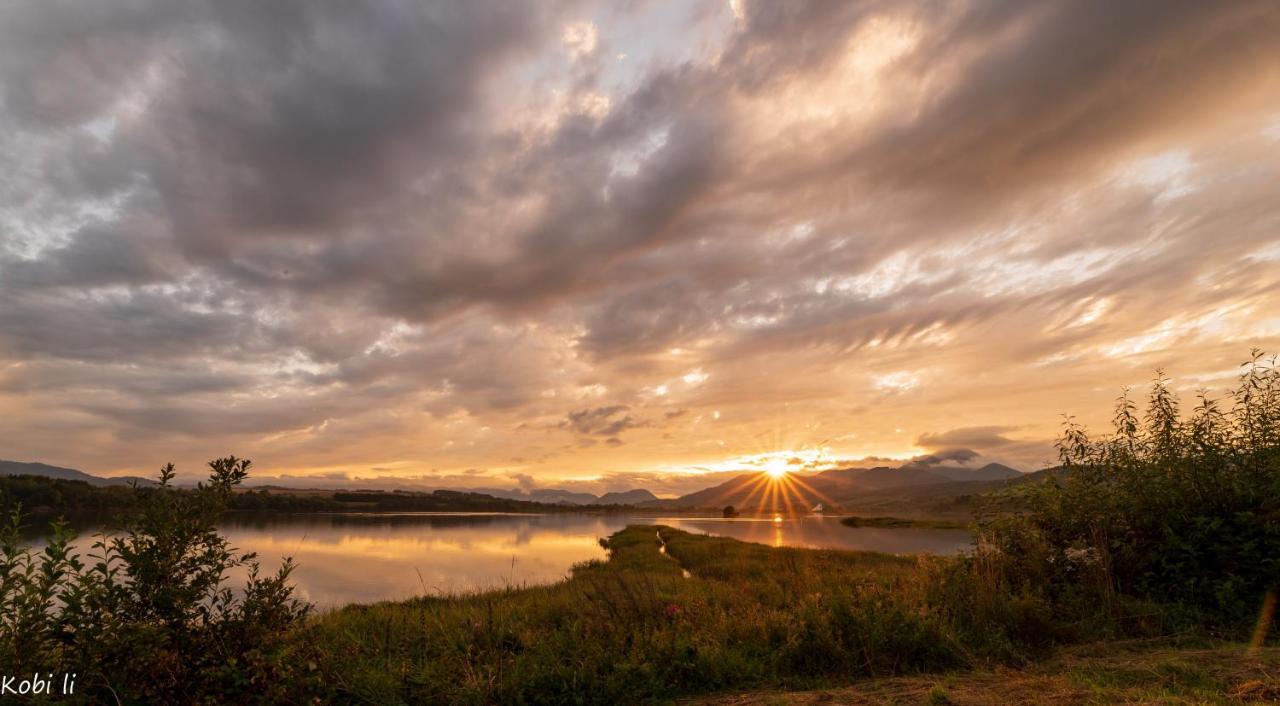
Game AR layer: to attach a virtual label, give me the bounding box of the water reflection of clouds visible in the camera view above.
[38,514,971,608]
[222,513,972,606]
[219,513,619,607]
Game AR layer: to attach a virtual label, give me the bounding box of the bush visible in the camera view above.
[0,457,319,704]
[980,351,1280,637]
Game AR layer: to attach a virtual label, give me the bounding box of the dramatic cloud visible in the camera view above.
[2,0,1279,491]
[562,406,645,439]
[907,448,981,467]
[915,428,1053,469]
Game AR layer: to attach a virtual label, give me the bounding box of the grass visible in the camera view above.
[689,644,1280,704]
[306,526,1276,704]
[308,526,956,704]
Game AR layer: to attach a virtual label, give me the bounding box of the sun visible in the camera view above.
[762,459,790,479]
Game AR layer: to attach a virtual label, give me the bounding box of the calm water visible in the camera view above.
[37,513,972,607]
[212,513,971,607]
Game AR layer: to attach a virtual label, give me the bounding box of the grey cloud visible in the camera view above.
[509,473,536,491]
[562,406,645,437]
[77,398,342,439]
[917,427,1016,449]
[579,278,715,357]
[907,448,980,467]
[0,286,253,363]
[916,427,1054,469]
[171,3,551,234]
[2,219,177,290]
[844,1,1280,199]
[0,0,190,127]
[0,360,251,397]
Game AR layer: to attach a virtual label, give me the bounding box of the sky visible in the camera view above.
[2,0,1279,496]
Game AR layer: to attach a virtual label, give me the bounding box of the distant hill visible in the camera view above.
[912,462,1023,482]
[665,461,1033,516]
[598,489,659,505]
[829,477,1030,518]
[0,473,643,518]
[457,486,660,506]
[845,465,953,489]
[529,489,602,505]
[0,460,154,487]
[96,470,665,507]
[662,473,759,509]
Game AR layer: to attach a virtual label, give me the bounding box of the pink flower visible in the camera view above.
[664,603,681,620]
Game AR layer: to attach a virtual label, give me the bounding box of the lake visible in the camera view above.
[211,512,973,607]
[31,512,973,607]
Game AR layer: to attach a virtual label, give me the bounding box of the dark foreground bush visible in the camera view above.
[0,458,319,704]
[976,351,1280,638]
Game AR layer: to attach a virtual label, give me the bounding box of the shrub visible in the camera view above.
[0,457,319,704]
[981,351,1280,636]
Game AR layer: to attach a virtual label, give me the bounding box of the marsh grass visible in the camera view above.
[306,527,978,704]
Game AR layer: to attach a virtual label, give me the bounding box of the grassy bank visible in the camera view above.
[692,643,1280,705]
[308,526,1275,704]
[308,526,952,704]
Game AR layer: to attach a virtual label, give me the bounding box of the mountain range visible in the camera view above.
[3,458,1025,512]
[452,487,661,506]
[0,460,155,487]
[665,462,1024,511]
[442,462,1024,509]
[0,461,662,506]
